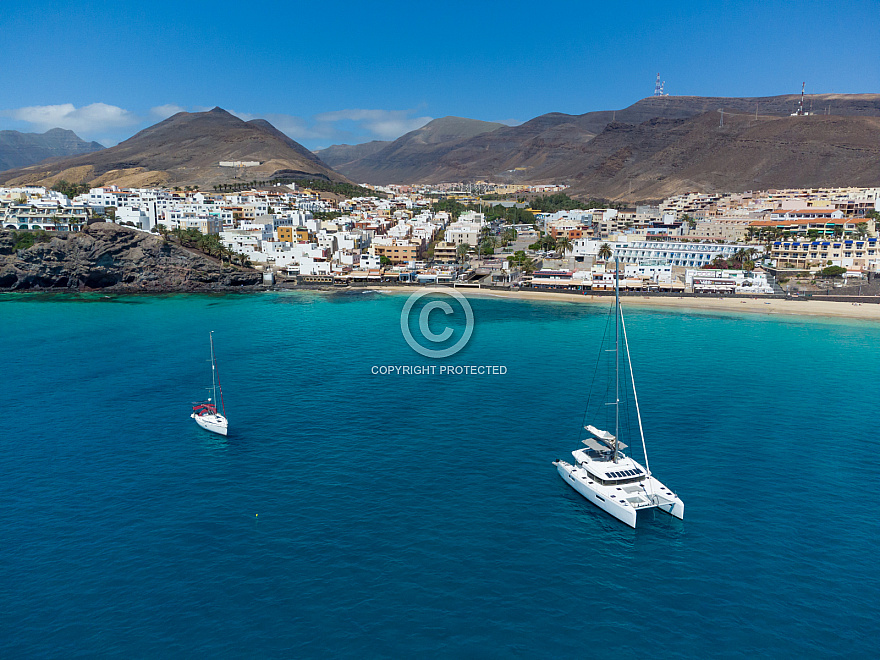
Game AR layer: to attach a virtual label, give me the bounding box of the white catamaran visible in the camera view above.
[191,331,228,436]
[553,256,683,528]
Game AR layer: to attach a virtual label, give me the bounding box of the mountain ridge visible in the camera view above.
[317,116,506,180]
[0,128,104,172]
[0,108,346,188]
[327,93,880,200]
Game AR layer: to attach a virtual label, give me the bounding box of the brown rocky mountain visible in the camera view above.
[327,94,880,199]
[565,112,880,201]
[0,108,346,189]
[319,116,506,182]
[0,128,104,171]
[316,140,390,170]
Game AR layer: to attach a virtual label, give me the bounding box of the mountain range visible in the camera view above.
[1,94,879,200]
[0,108,344,189]
[317,116,506,179]
[0,128,103,172]
[319,94,880,200]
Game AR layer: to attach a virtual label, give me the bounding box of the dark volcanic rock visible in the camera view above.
[0,223,263,292]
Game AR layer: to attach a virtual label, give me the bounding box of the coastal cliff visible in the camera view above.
[0,223,263,291]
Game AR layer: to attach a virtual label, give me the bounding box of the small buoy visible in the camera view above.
[255,513,258,517]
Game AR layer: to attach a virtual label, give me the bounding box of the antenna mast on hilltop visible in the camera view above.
[653,73,667,97]
[791,82,811,116]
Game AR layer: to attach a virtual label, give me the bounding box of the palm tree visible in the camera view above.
[456,242,471,264]
[556,236,573,261]
[598,243,612,261]
[507,250,535,274]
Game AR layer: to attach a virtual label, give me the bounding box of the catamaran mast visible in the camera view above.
[614,253,620,463]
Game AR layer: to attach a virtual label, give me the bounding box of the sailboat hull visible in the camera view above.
[556,461,637,528]
[192,412,228,436]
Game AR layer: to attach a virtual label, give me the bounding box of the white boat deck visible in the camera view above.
[553,448,683,527]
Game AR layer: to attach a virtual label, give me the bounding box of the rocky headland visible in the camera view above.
[0,223,264,292]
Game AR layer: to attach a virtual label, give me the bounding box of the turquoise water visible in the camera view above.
[1,291,878,658]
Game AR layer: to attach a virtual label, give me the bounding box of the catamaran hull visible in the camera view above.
[192,413,228,436]
[556,461,637,528]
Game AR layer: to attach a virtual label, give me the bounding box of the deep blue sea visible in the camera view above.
[2,290,879,658]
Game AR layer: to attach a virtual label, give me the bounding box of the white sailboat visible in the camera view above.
[191,331,228,436]
[553,255,683,528]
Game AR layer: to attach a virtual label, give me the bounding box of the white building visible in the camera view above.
[445,221,482,246]
[685,269,774,294]
[572,239,742,268]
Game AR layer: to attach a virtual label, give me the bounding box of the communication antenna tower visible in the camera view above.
[653,73,667,97]
[791,82,811,116]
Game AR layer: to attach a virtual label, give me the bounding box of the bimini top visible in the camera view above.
[582,436,628,452]
[585,425,614,441]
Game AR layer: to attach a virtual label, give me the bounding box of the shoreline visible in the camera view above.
[5,283,880,321]
[376,285,880,321]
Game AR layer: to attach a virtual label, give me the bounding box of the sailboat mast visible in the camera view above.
[210,331,227,417]
[210,331,217,404]
[614,253,620,463]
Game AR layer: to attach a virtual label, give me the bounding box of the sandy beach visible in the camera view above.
[380,286,880,321]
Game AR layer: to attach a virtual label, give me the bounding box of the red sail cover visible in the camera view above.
[192,403,217,415]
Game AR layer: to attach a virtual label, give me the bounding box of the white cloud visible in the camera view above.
[228,107,432,146]
[314,108,433,140]
[5,103,140,135]
[151,104,186,120]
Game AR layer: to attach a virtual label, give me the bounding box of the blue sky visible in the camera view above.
[1,0,877,149]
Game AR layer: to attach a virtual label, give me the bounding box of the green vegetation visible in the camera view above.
[499,227,517,246]
[430,198,535,225]
[555,236,573,259]
[51,180,91,198]
[312,211,344,221]
[11,229,52,251]
[210,178,382,198]
[706,248,758,271]
[290,179,383,199]
[456,243,471,263]
[151,226,251,267]
[379,255,392,266]
[528,193,620,213]
[507,250,535,274]
[529,233,557,252]
[485,204,535,225]
[431,198,468,216]
[598,243,613,261]
[819,265,847,278]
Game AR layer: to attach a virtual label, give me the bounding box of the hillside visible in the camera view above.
[317,141,390,170]
[0,108,346,189]
[327,94,880,194]
[324,116,506,183]
[0,128,103,171]
[564,112,880,201]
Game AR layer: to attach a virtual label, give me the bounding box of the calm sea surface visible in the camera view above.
[1,291,878,658]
